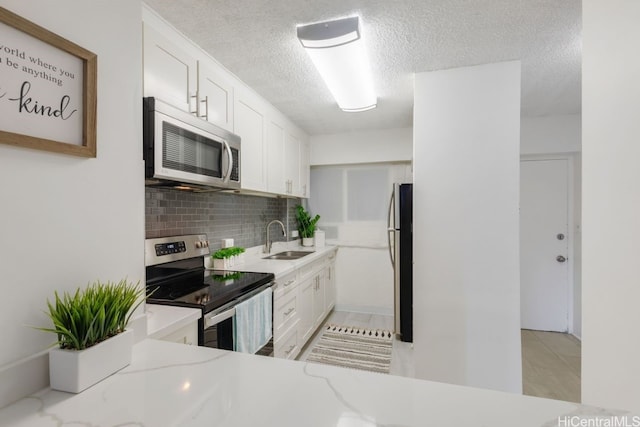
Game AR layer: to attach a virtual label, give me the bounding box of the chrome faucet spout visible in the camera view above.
[265,220,287,254]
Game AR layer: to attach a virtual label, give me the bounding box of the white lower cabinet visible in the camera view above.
[157,321,198,346]
[313,274,326,326]
[274,320,300,360]
[298,276,315,343]
[272,249,337,359]
[324,255,336,311]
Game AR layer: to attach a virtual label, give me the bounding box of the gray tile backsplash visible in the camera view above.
[146,187,300,251]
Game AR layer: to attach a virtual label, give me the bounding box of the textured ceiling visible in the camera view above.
[145,0,581,135]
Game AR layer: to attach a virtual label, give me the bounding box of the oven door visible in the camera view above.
[202,307,235,350]
[201,286,274,356]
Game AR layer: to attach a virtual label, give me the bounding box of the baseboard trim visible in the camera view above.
[0,350,49,409]
[333,304,394,317]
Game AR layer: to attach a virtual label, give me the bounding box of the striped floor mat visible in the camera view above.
[305,324,393,374]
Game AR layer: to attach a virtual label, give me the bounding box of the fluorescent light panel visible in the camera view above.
[297,16,376,112]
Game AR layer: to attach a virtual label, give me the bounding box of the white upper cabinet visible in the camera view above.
[266,117,286,194]
[143,23,198,113]
[234,87,267,192]
[298,137,310,199]
[284,131,300,196]
[197,63,234,131]
[142,5,309,197]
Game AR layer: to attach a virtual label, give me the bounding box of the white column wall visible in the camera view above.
[582,0,640,412]
[413,61,522,393]
[0,0,144,407]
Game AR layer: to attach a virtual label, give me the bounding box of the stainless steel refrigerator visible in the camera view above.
[387,183,413,342]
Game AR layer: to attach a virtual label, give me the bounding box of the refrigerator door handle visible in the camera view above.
[387,190,396,267]
[393,228,401,335]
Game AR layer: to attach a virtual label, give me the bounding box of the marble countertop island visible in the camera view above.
[0,339,632,427]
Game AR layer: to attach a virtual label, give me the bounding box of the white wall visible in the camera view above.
[520,113,583,339]
[0,0,144,407]
[413,61,522,393]
[309,163,411,315]
[582,1,640,412]
[310,127,412,166]
[521,114,581,155]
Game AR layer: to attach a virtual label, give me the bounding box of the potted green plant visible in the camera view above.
[211,246,245,270]
[39,279,144,393]
[295,204,320,247]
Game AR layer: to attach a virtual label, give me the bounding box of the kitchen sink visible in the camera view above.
[263,251,314,260]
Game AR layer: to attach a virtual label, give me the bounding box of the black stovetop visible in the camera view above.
[146,268,274,313]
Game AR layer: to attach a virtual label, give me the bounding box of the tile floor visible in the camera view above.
[298,310,582,403]
[521,329,581,403]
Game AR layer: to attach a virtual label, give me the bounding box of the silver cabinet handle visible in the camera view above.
[200,95,209,121]
[284,307,294,316]
[284,279,295,287]
[190,93,198,116]
[285,344,296,355]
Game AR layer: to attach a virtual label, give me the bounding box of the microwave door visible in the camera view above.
[153,111,224,186]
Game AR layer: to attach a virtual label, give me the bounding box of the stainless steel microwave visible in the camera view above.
[143,97,240,191]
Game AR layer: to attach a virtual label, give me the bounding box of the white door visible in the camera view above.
[520,159,570,332]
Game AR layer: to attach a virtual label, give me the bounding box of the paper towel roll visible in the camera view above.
[314,230,325,248]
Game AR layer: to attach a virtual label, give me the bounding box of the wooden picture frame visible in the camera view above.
[0,7,97,157]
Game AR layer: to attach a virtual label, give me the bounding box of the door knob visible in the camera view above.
[556,255,567,263]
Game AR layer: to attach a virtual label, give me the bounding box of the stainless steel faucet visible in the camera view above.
[265,220,287,253]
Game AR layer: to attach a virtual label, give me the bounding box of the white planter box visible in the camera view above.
[212,253,245,270]
[49,329,133,393]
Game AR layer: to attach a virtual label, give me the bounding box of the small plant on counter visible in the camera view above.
[295,204,320,239]
[38,279,144,350]
[211,247,246,270]
[212,246,245,259]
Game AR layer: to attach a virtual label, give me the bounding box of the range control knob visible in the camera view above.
[195,241,202,248]
[204,240,210,248]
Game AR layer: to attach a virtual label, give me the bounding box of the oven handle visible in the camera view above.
[203,281,273,329]
[204,307,235,329]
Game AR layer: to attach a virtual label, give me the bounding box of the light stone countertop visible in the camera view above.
[145,242,336,338]
[0,339,634,427]
[217,241,338,279]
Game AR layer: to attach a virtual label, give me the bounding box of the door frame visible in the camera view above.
[520,153,577,335]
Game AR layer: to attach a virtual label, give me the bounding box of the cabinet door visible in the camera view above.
[197,63,234,131]
[325,258,336,311]
[234,90,267,191]
[158,321,198,346]
[298,276,315,343]
[266,118,286,194]
[284,131,300,195]
[143,24,198,112]
[298,138,310,198]
[313,274,326,327]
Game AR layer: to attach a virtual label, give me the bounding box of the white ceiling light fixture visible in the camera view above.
[297,16,377,113]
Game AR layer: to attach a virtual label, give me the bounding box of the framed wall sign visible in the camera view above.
[0,7,97,157]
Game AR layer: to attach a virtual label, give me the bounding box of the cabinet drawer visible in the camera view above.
[274,320,300,360]
[273,271,297,300]
[274,291,298,341]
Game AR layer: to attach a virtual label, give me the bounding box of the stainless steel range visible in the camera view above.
[145,234,274,354]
